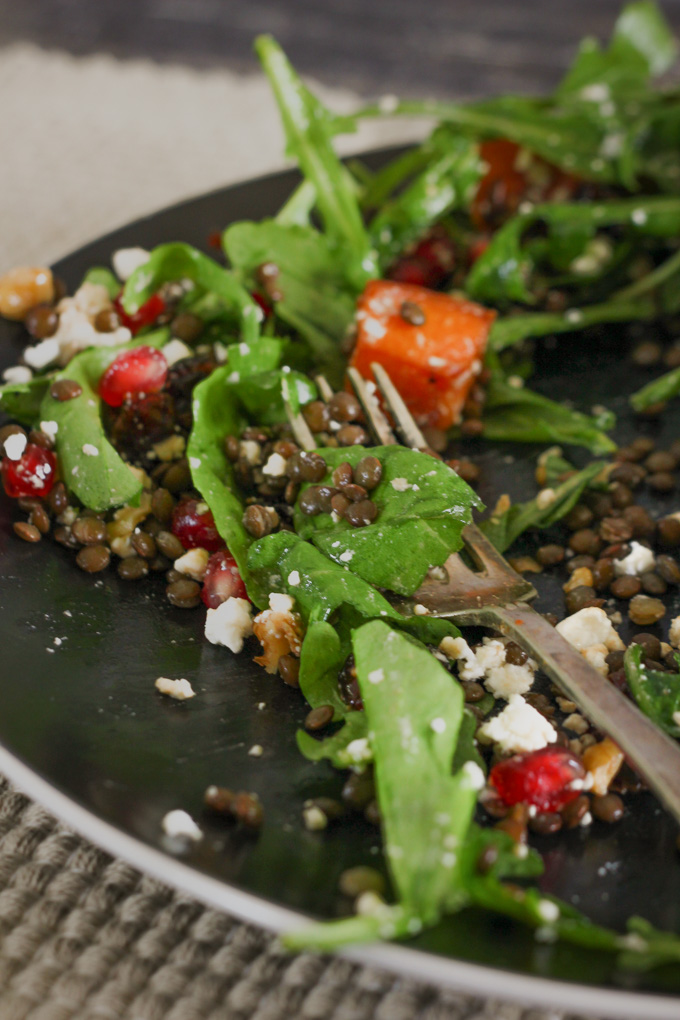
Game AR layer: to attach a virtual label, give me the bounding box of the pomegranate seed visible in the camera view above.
[2,443,57,498]
[113,292,166,335]
[387,257,433,287]
[490,746,585,813]
[251,291,273,319]
[201,549,247,608]
[207,230,223,250]
[172,497,223,552]
[99,345,168,408]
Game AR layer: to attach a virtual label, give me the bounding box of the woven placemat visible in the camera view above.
[0,45,595,1020]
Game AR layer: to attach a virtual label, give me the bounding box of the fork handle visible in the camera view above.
[453,600,680,826]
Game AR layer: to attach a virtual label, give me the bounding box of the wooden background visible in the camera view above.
[2,0,680,98]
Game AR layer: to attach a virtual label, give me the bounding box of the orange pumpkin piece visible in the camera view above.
[349,279,495,430]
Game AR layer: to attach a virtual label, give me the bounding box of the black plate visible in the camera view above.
[1,149,679,1019]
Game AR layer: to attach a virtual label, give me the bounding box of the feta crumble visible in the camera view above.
[430,717,446,733]
[2,365,32,384]
[40,420,58,441]
[556,606,624,653]
[82,443,99,457]
[391,477,409,492]
[113,246,150,281]
[162,339,192,366]
[204,597,253,652]
[669,616,680,649]
[248,744,263,757]
[155,676,196,700]
[162,809,202,841]
[269,592,294,613]
[3,433,27,460]
[174,547,210,582]
[479,694,557,753]
[262,452,288,477]
[287,570,301,586]
[461,760,485,791]
[24,338,60,369]
[613,541,655,577]
[368,668,384,685]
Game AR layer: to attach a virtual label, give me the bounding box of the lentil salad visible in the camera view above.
[2,0,680,971]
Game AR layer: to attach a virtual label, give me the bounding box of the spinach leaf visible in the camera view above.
[223,220,354,381]
[293,446,481,596]
[369,132,482,270]
[480,460,607,552]
[81,267,120,299]
[473,374,616,455]
[38,344,159,512]
[625,643,680,737]
[0,374,52,425]
[121,243,261,343]
[296,710,368,767]
[254,36,374,281]
[631,365,680,411]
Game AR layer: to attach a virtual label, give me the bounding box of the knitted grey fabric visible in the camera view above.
[0,777,592,1020]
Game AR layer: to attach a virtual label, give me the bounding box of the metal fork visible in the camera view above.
[285,364,680,827]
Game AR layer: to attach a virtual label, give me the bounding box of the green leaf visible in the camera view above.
[625,643,680,737]
[0,374,52,425]
[474,374,616,455]
[369,132,483,269]
[480,459,607,552]
[121,243,261,343]
[254,35,374,279]
[81,266,120,299]
[223,219,355,381]
[296,710,368,767]
[631,364,680,411]
[293,446,481,596]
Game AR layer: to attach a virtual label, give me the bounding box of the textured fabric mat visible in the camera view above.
[0,46,594,1020]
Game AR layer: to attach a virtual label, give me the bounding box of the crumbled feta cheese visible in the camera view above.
[673,711,680,728]
[262,452,287,477]
[162,809,202,841]
[440,635,483,680]
[391,477,409,492]
[473,638,507,674]
[479,694,557,753]
[536,488,556,510]
[413,604,429,616]
[669,616,680,649]
[174,547,210,582]
[239,440,261,465]
[248,744,263,757]
[155,676,196,700]
[269,592,294,613]
[82,443,99,457]
[461,760,485,791]
[287,570,301,586]
[189,456,201,469]
[162,339,192,366]
[113,246,150,281]
[24,338,60,369]
[556,606,624,653]
[536,899,560,923]
[40,420,58,441]
[430,717,446,733]
[582,643,609,676]
[631,208,648,226]
[152,434,186,462]
[614,541,655,577]
[368,668,384,684]
[343,737,372,764]
[303,805,328,831]
[204,597,253,652]
[3,433,27,460]
[73,282,112,318]
[2,365,32,384]
[485,662,535,699]
[339,549,354,563]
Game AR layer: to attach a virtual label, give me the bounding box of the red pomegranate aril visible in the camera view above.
[113,292,166,335]
[172,497,223,552]
[201,549,248,608]
[251,291,273,319]
[387,257,433,287]
[2,444,57,498]
[99,345,168,407]
[490,746,586,813]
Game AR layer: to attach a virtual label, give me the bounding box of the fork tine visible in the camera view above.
[369,363,428,451]
[284,401,316,452]
[346,367,398,446]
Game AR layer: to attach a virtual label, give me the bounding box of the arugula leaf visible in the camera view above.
[254,35,374,281]
[223,220,354,381]
[0,374,52,425]
[631,364,680,411]
[480,459,607,552]
[121,243,261,344]
[474,373,616,455]
[625,644,680,737]
[293,446,481,596]
[81,267,120,299]
[369,131,482,270]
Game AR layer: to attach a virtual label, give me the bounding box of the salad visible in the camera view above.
[1,0,680,973]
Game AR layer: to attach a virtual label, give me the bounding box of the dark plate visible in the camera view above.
[1,149,679,1019]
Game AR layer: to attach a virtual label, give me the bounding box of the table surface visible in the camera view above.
[2,0,680,97]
